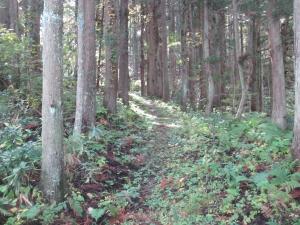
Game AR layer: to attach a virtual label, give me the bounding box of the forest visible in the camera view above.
[1,0,300,224]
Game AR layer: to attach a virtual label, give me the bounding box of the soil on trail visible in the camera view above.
[122,94,182,225]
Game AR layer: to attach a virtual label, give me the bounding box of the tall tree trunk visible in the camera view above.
[155,0,163,98]
[7,0,20,88]
[292,0,300,159]
[168,0,177,98]
[267,0,287,129]
[74,0,96,134]
[8,0,19,34]
[96,4,104,90]
[211,10,223,107]
[204,0,214,115]
[0,0,19,32]
[219,11,226,106]
[140,3,146,96]
[146,0,158,97]
[0,0,9,28]
[160,0,169,102]
[25,0,43,75]
[188,3,196,109]
[198,3,206,108]
[103,0,118,113]
[41,0,64,203]
[249,16,260,112]
[118,0,130,105]
[233,0,246,118]
[74,0,78,79]
[180,0,189,111]
[132,0,139,80]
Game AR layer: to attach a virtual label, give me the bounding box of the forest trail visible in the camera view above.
[123,94,183,224]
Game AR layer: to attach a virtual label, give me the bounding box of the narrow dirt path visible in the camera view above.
[123,94,182,225]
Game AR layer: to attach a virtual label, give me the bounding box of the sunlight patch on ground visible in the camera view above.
[130,101,158,121]
[130,93,181,128]
[151,119,181,128]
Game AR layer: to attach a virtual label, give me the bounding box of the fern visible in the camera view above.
[0,197,14,216]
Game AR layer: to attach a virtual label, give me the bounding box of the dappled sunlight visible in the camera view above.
[130,100,158,120]
[130,93,181,128]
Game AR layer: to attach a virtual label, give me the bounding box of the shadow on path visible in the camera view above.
[122,93,183,225]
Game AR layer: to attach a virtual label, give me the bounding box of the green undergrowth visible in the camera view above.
[0,94,150,225]
[1,93,300,225]
[133,106,300,225]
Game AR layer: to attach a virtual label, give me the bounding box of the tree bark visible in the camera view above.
[0,0,9,28]
[96,4,104,90]
[218,11,226,107]
[292,0,300,159]
[74,0,96,134]
[132,0,139,80]
[24,0,43,75]
[204,0,214,115]
[103,0,118,113]
[74,0,78,79]
[155,0,163,98]
[0,0,19,33]
[267,0,287,129]
[9,0,19,34]
[160,0,170,102]
[140,3,146,96]
[146,0,159,97]
[168,0,177,98]
[41,0,64,203]
[233,0,247,118]
[118,0,130,105]
[249,16,261,112]
[180,0,189,111]
[188,3,196,109]
[198,3,206,108]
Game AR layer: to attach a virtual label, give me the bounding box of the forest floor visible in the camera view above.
[122,94,183,224]
[120,94,300,225]
[1,92,300,225]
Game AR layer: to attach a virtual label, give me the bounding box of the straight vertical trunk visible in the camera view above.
[210,11,223,107]
[23,0,43,76]
[146,0,158,97]
[169,0,177,98]
[180,0,189,111]
[188,3,196,109]
[140,3,146,96]
[132,0,139,80]
[198,4,206,107]
[0,0,9,28]
[218,11,226,106]
[74,0,78,79]
[204,0,214,115]
[292,0,300,159]
[160,0,169,102]
[155,0,163,98]
[103,0,118,113]
[0,0,19,33]
[249,16,260,112]
[41,0,64,203]
[118,0,130,105]
[267,0,287,129]
[8,0,19,34]
[74,0,96,134]
[7,0,20,88]
[96,4,104,89]
[256,13,263,112]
